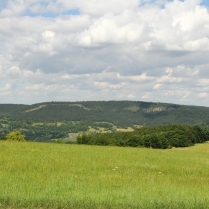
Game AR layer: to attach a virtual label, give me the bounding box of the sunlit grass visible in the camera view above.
[1,141,209,208]
[115,127,134,132]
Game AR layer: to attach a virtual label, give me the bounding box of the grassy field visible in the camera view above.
[1,141,209,209]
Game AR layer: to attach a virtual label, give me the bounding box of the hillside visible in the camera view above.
[0,101,209,126]
[1,101,209,142]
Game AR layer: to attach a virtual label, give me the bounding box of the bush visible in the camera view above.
[6,131,26,142]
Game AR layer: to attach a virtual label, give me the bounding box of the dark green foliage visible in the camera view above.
[150,134,162,148]
[77,125,209,149]
[77,133,91,144]
[1,101,209,127]
[0,120,92,142]
[1,101,209,142]
[127,135,143,147]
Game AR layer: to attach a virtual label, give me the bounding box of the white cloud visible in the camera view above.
[6,66,21,78]
[153,84,162,89]
[0,0,209,106]
[2,84,11,91]
[197,78,209,86]
[198,92,208,98]
[0,0,26,17]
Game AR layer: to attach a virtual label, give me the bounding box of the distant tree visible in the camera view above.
[6,131,26,142]
[127,135,143,147]
[77,133,90,144]
[143,135,151,148]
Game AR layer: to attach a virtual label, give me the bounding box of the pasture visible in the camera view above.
[0,141,209,208]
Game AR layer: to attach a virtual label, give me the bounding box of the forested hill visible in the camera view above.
[1,101,209,126]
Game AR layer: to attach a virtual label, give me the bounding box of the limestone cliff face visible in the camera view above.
[25,105,46,113]
[123,105,167,114]
[68,104,90,110]
[124,105,140,112]
[143,106,166,113]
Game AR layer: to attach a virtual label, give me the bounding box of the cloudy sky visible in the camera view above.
[0,0,209,106]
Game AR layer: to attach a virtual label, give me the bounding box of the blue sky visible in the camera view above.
[1,1,208,17]
[0,2,7,10]
[201,0,209,7]
[0,1,80,17]
[23,9,80,18]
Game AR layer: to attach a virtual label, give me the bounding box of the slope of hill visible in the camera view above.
[1,101,209,142]
[0,101,209,126]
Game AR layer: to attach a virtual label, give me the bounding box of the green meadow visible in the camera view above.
[1,141,209,209]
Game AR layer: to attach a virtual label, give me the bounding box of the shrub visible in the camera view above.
[6,131,26,142]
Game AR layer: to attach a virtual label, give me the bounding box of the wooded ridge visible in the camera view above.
[1,101,209,126]
[1,101,209,142]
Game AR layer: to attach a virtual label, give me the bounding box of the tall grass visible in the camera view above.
[1,141,209,208]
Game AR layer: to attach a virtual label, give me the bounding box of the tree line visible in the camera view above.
[77,124,209,149]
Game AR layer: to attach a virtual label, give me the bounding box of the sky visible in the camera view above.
[0,0,209,106]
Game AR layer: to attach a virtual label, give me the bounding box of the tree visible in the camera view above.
[6,131,26,142]
[150,134,162,149]
[77,133,90,144]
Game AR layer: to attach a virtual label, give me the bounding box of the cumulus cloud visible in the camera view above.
[0,0,209,106]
